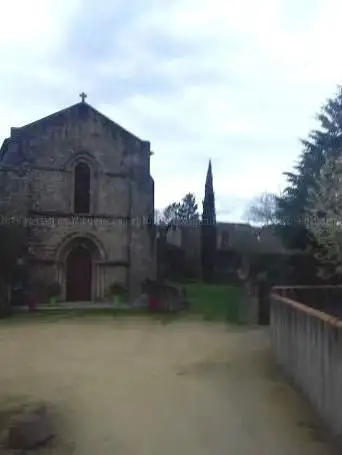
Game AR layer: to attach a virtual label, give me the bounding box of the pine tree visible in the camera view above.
[177,193,199,226]
[201,160,217,281]
[276,86,342,248]
[159,202,181,227]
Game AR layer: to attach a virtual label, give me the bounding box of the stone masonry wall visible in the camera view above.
[129,166,156,298]
[0,168,30,216]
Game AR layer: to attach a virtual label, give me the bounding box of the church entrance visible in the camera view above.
[66,245,92,301]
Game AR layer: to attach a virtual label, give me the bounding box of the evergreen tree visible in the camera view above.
[177,193,199,226]
[159,202,181,227]
[276,86,342,248]
[201,160,217,281]
[158,194,199,229]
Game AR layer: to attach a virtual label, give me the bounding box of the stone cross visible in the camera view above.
[79,92,87,103]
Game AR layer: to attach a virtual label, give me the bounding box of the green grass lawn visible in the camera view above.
[183,282,242,323]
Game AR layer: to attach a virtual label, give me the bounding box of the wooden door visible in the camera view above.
[66,245,92,301]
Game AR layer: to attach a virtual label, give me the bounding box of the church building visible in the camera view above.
[0,95,156,302]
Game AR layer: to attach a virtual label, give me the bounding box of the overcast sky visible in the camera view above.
[0,0,341,221]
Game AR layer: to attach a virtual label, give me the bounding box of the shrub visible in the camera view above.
[47,282,62,299]
[108,282,126,297]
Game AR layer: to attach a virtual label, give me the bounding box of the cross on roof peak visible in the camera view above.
[79,92,87,103]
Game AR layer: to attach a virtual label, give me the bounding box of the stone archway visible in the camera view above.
[56,234,106,302]
[66,244,92,301]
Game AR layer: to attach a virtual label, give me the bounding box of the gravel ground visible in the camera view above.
[0,318,336,454]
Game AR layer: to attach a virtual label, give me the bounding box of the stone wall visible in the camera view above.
[0,168,30,215]
[181,227,202,278]
[29,222,128,261]
[129,170,156,298]
[271,287,342,447]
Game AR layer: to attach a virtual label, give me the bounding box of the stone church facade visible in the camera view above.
[0,99,156,301]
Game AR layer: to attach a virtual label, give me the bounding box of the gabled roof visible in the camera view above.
[16,101,145,143]
[0,101,150,166]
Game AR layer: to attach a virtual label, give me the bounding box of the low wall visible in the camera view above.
[273,285,342,317]
[270,289,342,445]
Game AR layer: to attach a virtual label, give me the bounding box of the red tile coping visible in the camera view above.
[273,285,342,290]
[271,292,342,328]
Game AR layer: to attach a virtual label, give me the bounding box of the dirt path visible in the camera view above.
[0,318,336,454]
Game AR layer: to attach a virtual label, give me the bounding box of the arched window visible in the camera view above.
[74,162,90,214]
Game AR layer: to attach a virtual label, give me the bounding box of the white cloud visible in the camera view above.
[1,0,342,221]
[0,0,80,56]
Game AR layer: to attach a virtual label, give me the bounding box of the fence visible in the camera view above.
[270,286,342,446]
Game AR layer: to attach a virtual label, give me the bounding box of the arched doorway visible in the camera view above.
[66,244,92,301]
[57,234,107,302]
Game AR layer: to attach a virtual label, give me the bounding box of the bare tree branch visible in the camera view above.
[244,192,277,226]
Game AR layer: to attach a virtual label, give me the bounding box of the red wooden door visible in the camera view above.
[66,245,92,301]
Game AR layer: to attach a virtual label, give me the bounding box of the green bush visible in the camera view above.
[109,282,126,296]
[47,282,62,299]
[108,282,128,303]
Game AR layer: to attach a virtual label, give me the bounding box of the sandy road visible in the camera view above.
[0,318,336,454]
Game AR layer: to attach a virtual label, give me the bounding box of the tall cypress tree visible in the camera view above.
[201,160,217,281]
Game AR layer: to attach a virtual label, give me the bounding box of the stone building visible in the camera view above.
[0,97,156,302]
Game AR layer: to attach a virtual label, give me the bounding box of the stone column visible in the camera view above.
[56,261,66,300]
